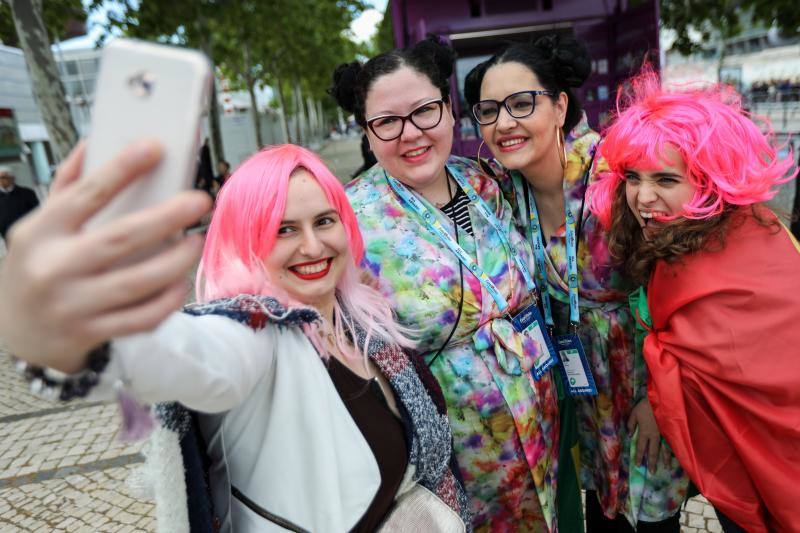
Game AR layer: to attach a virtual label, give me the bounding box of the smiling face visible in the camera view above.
[478,61,567,178]
[264,169,350,312]
[364,65,454,191]
[624,146,697,236]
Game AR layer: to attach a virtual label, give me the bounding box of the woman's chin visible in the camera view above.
[491,150,530,170]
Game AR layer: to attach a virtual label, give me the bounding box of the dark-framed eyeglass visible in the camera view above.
[366,99,445,141]
[471,90,556,125]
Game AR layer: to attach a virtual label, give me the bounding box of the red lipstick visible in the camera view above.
[288,258,332,280]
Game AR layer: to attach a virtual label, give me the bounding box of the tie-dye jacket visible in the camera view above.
[486,117,689,525]
[346,157,559,532]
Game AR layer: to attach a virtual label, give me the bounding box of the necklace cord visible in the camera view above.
[427,171,465,368]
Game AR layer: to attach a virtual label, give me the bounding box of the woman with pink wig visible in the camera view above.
[0,142,471,532]
[588,69,800,533]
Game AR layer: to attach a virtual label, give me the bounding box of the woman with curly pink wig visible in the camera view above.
[589,69,800,533]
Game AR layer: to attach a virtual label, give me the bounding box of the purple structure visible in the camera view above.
[390,0,660,156]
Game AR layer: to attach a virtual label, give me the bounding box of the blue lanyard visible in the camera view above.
[385,167,535,313]
[519,172,581,328]
[446,168,537,293]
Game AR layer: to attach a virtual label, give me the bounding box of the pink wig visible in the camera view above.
[589,68,797,229]
[197,144,411,355]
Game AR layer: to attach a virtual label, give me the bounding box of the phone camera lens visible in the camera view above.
[128,71,156,97]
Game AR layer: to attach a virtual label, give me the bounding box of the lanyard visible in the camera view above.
[385,168,535,313]
[446,168,537,293]
[520,173,581,329]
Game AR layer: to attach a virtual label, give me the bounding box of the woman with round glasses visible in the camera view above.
[330,36,561,531]
[465,36,688,532]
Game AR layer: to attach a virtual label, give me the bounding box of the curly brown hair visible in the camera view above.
[605,186,781,285]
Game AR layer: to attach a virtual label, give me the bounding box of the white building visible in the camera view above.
[0,44,53,188]
[662,28,800,136]
[52,46,102,136]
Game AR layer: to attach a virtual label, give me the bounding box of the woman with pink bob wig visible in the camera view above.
[0,142,471,532]
[197,143,399,357]
[588,69,800,533]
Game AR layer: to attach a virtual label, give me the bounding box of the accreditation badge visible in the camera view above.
[510,302,558,380]
[554,333,597,396]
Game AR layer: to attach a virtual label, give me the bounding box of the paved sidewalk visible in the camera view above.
[0,346,722,532]
[318,134,364,183]
[0,354,153,532]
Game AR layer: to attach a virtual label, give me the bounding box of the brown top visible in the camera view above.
[327,356,409,532]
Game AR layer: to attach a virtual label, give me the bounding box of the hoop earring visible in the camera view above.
[476,139,491,175]
[556,126,567,170]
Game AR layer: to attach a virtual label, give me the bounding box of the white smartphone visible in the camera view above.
[83,39,212,231]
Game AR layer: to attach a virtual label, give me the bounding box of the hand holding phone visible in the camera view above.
[0,39,216,370]
[0,140,211,372]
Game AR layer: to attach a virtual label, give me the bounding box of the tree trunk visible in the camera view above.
[198,34,225,165]
[242,43,263,149]
[294,80,308,145]
[306,96,317,141]
[317,100,325,137]
[246,77,262,149]
[716,42,727,83]
[8,0,78,162]
[292,83,303,144]
[275,78,291,143]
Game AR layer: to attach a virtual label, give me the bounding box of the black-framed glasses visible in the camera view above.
[471,90,556,125]
[366,99,444,141]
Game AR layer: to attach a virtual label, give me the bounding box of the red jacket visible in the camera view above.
[644,209,800,533]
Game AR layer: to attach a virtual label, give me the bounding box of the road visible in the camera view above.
[318,134,365,183]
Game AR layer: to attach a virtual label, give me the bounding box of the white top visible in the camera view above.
[91,312,381,532]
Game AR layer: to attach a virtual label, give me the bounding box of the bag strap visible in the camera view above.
[231,485,311,533]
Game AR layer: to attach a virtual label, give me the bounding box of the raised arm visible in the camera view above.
[92,312,278,413]
[0,140,211,373]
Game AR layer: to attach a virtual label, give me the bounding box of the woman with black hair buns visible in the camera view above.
[331,37,561,531]
[464,35,689,532]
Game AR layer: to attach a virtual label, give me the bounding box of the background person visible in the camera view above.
[351,133,378,179]
[464,35,688,532]
[331,36,561,531]
[0,165,39,242]
[214,159,231,185]
[588,68,800,533]
[194,137,214,194]
[0,142,471,533]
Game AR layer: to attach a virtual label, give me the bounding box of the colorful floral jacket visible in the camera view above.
[347,157,560,531]
[488,117,688,524]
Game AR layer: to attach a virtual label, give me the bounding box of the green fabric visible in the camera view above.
[555,372,585,533]
[625,286,690,524]
[629,286,651,406]
[629,285,652,332]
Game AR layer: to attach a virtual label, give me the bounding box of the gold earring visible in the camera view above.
[476,139,491,175]
[556,127,567,170]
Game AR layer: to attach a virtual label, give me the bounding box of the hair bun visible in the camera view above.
[410,35,456,80]
[534,34,591,89]
[328,61,362,113]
